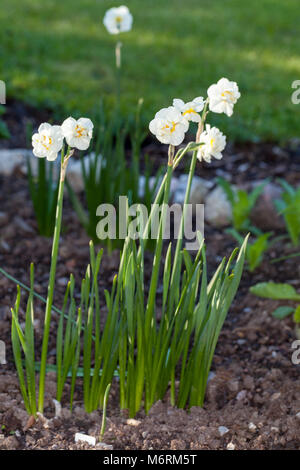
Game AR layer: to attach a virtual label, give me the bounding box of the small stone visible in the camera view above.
[218,426,229,437]
[204,186,232,228]
[236,390,247,401]
[250,182,284,231]
[75,433,96,446]
[248,422,257,432]
[96,442,113,450]
[271,392,281,401]
[207,371,216,382]
[296,412,300,421]
[126,419,141,427]
[0,149,32,176]
[226,442,235,450]
[271,427,279,433]
[237,339,246,345]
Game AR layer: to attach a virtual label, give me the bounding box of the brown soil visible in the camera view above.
[0,102,300,450]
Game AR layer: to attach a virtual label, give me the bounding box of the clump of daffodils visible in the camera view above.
[32,117,94,162]
[149,77,240,164]
[103,5,133,35]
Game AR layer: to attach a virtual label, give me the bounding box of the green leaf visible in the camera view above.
[247,232,271,272]
[272,306,294,320]
[250,282,300,301]
[293,305,300,323]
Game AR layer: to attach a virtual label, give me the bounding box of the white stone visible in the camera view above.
[248,422,257,431]
[236,390,247,401]
[207,371,216,382]
[75,433,96,446]
[204,186,232,228]
[67,153,102,193]
[96,442,113,450]
[126,418,141,427]
[173,175,211,205]
[218,426,229,437]
[0,149,32,176]
[226,442,235,450]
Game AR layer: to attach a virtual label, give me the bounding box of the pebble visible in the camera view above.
[236,390,247,401]
[226,442,235,450]
[204,186,232,228]
[74,433,96,446]
[96,442,113,450]
[296,412,300,421]
[0,149,32,175]
[248,422,257,432]
[218,426,229,437]
[126,419,141,427]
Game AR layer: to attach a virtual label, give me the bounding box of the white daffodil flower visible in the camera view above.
[207,78,240,117]
[197,124,226,163]
[149,106,189,146]
[173,97,205,123]
[103,6,133,35]
[32,123,64,162]
[61,117,94,151]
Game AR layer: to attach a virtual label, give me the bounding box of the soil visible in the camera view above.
[0,101,300,450]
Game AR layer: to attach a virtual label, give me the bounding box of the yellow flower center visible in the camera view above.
[210,138,215,147]
[183,108,195,116]
[115,15,123,23]
[41,135,52,151]
[163,121,177,133]
[75,124,85,138]
[221,90,234,100]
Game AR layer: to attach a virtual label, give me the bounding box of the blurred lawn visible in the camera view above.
[0,0,299,141]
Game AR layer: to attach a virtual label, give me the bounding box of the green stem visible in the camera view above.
[169,104,208,304]
[38,148,70,413]
[115,40,122,110]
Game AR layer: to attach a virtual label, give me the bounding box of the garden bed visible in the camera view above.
[0,136,300,450]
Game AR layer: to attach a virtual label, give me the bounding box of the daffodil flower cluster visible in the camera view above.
[149,77,240,164]
[32,117,94,162]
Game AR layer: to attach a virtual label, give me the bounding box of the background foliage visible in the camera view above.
[0,0,299,141]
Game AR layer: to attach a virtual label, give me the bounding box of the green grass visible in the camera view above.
[0,0,299,141]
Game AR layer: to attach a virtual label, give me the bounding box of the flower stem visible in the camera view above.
[38,148,70,413]
[115,40,122,110]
